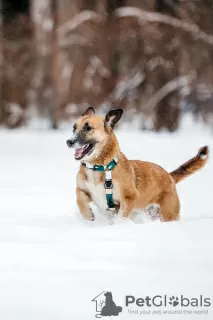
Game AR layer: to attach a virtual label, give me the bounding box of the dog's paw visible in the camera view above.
[90,213,95,221]
[105,210,114,219]
[88,203,96,221]
[131,211,140,220]
[105,215,115,225]
[81,212,95,223]
[83,214,96,226]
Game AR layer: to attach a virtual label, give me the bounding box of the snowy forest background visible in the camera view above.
[1,0,213,131]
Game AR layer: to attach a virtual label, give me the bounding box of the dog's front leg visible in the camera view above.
[76,187,95,221]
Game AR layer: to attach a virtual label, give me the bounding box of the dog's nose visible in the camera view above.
[66,139,73,148]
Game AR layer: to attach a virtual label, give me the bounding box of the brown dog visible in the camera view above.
[66,107,209,222]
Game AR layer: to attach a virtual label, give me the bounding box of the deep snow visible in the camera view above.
[0,127,213,320]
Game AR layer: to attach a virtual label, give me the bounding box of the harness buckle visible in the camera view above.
[104,180,113,189]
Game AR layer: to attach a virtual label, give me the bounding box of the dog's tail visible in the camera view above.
[170,146,209,184]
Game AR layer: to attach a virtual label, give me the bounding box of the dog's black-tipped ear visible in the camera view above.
[82,106,95,117]
[105,109,123,129]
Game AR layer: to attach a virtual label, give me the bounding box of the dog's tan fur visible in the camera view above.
[72,109,209,222]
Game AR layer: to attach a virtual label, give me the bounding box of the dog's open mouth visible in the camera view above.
[74,143,94,160]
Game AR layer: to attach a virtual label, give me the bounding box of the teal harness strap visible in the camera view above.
[82,156,119,210]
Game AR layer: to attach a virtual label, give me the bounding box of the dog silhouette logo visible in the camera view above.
[92,291,122,318]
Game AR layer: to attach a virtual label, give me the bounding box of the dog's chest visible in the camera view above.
[85,170,119,211]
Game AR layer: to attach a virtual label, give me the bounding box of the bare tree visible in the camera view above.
[1,0,213,130]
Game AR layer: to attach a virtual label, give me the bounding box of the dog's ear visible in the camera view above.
[104,109,123,129]
[82,106,95,117]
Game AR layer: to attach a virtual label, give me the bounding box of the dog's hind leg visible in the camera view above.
[121,197,136,218]
[158,191,180,222]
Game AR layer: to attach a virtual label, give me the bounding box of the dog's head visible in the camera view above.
[66,107,123,161]
[104,292,113,300]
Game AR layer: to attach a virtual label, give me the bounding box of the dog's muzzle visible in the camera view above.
[66,139,75,148]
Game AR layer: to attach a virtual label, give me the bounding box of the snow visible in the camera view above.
[0,128,213,319]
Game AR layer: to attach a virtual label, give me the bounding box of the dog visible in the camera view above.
[66,107,209,222]
[101,292,122,317]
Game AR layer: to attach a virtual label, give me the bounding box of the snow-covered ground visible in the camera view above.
[0,127,213,320]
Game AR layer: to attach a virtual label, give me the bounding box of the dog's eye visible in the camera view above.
[73,124,77,132]
[84,123,93,132]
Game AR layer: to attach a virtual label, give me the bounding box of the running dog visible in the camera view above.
[66,107,209,222]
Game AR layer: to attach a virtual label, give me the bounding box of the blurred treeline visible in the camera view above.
[0,0,213,130]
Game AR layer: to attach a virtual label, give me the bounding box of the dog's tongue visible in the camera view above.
[75,147,84,159]
[75,144,89,159]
